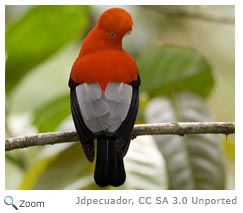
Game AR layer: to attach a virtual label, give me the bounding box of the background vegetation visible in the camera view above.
[5,5,235,190]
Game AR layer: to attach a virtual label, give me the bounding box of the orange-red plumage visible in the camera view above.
[71,49,138,90]
[71,8,138,90]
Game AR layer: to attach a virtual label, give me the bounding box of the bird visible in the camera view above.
[68,7,140,187]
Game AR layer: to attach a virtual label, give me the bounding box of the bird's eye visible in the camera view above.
[110,32,115,39]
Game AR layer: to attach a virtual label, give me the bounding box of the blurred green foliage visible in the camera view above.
[145,93,225,189]
[33,95,70,132]
[138,45,214,97]
[6,5,90,94]
[5,5,234,190]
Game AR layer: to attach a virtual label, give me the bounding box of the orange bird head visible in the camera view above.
[97,8,133,38]
[78,7,134,55]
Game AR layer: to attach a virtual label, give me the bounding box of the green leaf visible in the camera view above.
[32,94,70,132]
[138,45,214,97]
[223,137,235,161]
[123,135,168,189]
[19,143,97,190]
[6,5,91,94]
[145,92,226,189]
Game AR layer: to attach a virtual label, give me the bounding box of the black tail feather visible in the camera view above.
[94,137,126,187]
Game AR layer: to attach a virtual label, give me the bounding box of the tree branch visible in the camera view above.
[5,122,235,151]
[144,6,234,24]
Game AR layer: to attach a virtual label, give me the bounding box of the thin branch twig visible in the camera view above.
[144,6,234,24]
[5,122,235,151]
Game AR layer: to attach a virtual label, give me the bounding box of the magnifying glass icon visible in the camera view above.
[4,196,18,210]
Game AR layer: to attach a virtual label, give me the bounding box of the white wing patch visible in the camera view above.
[76,82,132,134]
[105,83,132,132]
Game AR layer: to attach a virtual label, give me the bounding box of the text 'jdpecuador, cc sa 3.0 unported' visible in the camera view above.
[75,195,237,207]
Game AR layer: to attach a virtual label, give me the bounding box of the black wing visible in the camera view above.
[115,75,141,157]
[69,77,96,162]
